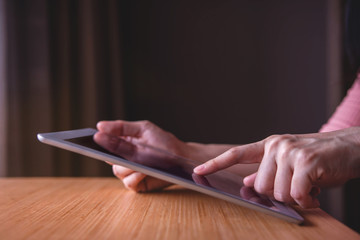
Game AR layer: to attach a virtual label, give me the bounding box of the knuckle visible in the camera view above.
[227,147,241,157]
[276,139,297,162]
[141,120,153,128]
[114,120,125,130]
[294,148,317,165]
[265,134,290,152]
[265,134,281,144]
[279,137,296,150]
[139,120,158,133]
[266,134,295,145]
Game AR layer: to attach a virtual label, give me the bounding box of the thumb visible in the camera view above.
[243,172,257,187]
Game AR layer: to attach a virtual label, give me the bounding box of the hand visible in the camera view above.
[194,127,360,208]
[94,120,187,192]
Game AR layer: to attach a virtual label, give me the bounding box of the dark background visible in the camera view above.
[121,0,328,144]
[118,2,358,231]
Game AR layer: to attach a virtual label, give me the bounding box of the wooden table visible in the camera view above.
[0,178,359,240]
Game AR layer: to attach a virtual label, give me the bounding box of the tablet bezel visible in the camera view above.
[37,128,304,224]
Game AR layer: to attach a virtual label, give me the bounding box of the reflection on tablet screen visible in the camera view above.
[67,136,278,209]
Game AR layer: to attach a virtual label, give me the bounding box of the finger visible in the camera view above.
[273,162,293,203]
[113,165,171,192]
[193,142,264,175]
[122,172,147,191]
[291,169,320,208]
[93,132,135,157]
[253,149,277,196]
[140,177,172,192]
[113,165,134,180]
[97,120,145,138]
[243,172,257,187]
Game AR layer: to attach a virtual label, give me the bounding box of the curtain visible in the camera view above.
[0,0,7,177]
[0,0,125,177]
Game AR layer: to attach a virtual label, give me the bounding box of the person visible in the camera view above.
[94,0,360,209]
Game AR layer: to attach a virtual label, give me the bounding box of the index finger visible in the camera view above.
[193,141,264,175]
[96,120,144,137]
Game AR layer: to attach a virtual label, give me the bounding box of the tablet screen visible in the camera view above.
[68,136,276,209]
[38,128,303,223]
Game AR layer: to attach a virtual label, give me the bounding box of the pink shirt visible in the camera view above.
[320,74,360,132]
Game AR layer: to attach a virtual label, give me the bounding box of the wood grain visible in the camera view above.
[0,178,359,240]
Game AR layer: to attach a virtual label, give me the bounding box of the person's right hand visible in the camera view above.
[194,127,360,208]
[94,120,187,192]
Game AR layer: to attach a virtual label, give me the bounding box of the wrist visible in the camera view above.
[339,127,360,179]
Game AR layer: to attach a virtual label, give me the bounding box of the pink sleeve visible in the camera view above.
[320,74,360,132]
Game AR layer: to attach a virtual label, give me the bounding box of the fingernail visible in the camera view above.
[243,176,249,185]
[194,165,205,173]
[96,121,104,130]
[112,165,119,175]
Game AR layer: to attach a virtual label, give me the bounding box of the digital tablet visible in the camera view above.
[37,128,304,224]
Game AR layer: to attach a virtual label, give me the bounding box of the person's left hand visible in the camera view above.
[94,120,187,192]
[194,127,360,208]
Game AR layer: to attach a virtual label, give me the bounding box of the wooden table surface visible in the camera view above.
[0,178,359,240]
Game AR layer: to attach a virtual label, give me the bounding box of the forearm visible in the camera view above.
[341,127,360,179]
[320,76,360,132]
[298,127,360,180]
